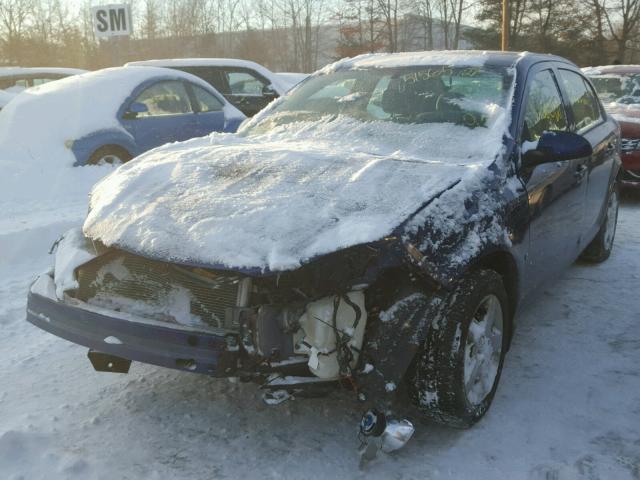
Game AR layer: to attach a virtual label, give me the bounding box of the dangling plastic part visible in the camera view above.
[262,389,292,405]
[358,410,415,466]
[380,419,415,453]
[360,409,387,437]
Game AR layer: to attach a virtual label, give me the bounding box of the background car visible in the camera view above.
[275,72,310,89]
[584,65,640,187]
[126,58,301,117]
[0,67,87,93]
[0,89,15,111]
[0,66,245,166]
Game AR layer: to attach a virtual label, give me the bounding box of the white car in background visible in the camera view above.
[0,67,87,93]
[275,72,310,90]
[0,89,15,111]
[126,58,305,117]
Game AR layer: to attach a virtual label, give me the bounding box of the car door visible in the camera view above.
[519,66,589,289]
[120,80,196,152]
[185,83,227,135]
[220,67,276,116]
[556,68,617,240]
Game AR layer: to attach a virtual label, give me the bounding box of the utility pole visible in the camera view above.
[501,0,509,51]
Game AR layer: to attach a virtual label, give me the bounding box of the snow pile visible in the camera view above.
[0,430,91,479]
[0,143,112,236]
[84,101,511,271]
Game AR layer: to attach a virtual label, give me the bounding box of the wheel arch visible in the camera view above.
[468,249,519,348]
[71,130,136,166]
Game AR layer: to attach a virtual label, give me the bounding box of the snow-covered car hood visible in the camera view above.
[83,116,507,272]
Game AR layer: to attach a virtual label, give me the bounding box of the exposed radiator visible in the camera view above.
[73,250,249,331]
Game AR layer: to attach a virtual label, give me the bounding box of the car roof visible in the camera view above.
[321,50,576,72]
[125,58,287,93]
[583,65,640,75]
[0,67,87,78]
[127,57,270,71]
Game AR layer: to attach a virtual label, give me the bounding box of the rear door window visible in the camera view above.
[190,84,224,112]
[557,69,602,132]
[133,80,193,117]
[223,69,269,96]
[175,67,229,95]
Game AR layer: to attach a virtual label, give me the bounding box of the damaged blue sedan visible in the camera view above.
[27,51,621,453]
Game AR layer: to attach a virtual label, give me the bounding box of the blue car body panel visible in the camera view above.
[71,129,140,166]
[72,76,241,166]
[120,112,198,153]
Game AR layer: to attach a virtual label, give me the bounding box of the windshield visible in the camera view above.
[243,65,514,136]
[589,74,640,104]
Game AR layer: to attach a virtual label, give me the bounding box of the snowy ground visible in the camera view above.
[1,191,640,480]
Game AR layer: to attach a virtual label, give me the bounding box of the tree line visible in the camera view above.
[0,0,639,71]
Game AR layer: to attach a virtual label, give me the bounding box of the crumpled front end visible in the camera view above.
[27,228,420,388]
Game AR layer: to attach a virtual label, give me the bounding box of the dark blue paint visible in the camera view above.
[28,52,622,378]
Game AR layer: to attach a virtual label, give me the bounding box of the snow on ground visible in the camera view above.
[1,186,640,479]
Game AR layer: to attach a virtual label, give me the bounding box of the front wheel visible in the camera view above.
[409,269,509,428]
[87,145,132,166]
[580,185,619,263]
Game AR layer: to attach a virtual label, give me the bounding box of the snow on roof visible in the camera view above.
[127,57,269,70]
[0,67,87,78]
[126,58,287,92]
[322,50,506,73]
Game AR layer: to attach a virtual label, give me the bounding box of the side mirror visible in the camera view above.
[123,101,149,120]
[522,130,593,168]
[262,84,278,99]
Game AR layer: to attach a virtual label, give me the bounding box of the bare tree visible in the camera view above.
[0,0,35,62]
[604,0,640,61]
[377,0,399,52]
[416,0,434,50]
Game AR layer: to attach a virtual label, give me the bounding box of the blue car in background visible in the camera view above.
[71,72,245,165]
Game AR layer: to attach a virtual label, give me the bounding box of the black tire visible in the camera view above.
[87,145,132,166]
[409,269,509,428]
[580,184,619,263]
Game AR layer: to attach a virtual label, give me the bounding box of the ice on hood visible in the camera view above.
[83,106,510,272]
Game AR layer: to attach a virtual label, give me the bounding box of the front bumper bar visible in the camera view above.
[26,290,230,375]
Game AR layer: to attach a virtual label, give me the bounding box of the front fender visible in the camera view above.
[398,163,521,289]
[224,116,244,133]
[71,129,137,166]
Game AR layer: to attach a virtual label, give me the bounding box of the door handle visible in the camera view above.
[606,142,616,154]
[574,164,587,181]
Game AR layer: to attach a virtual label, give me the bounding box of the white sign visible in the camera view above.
[92,4,132,39]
